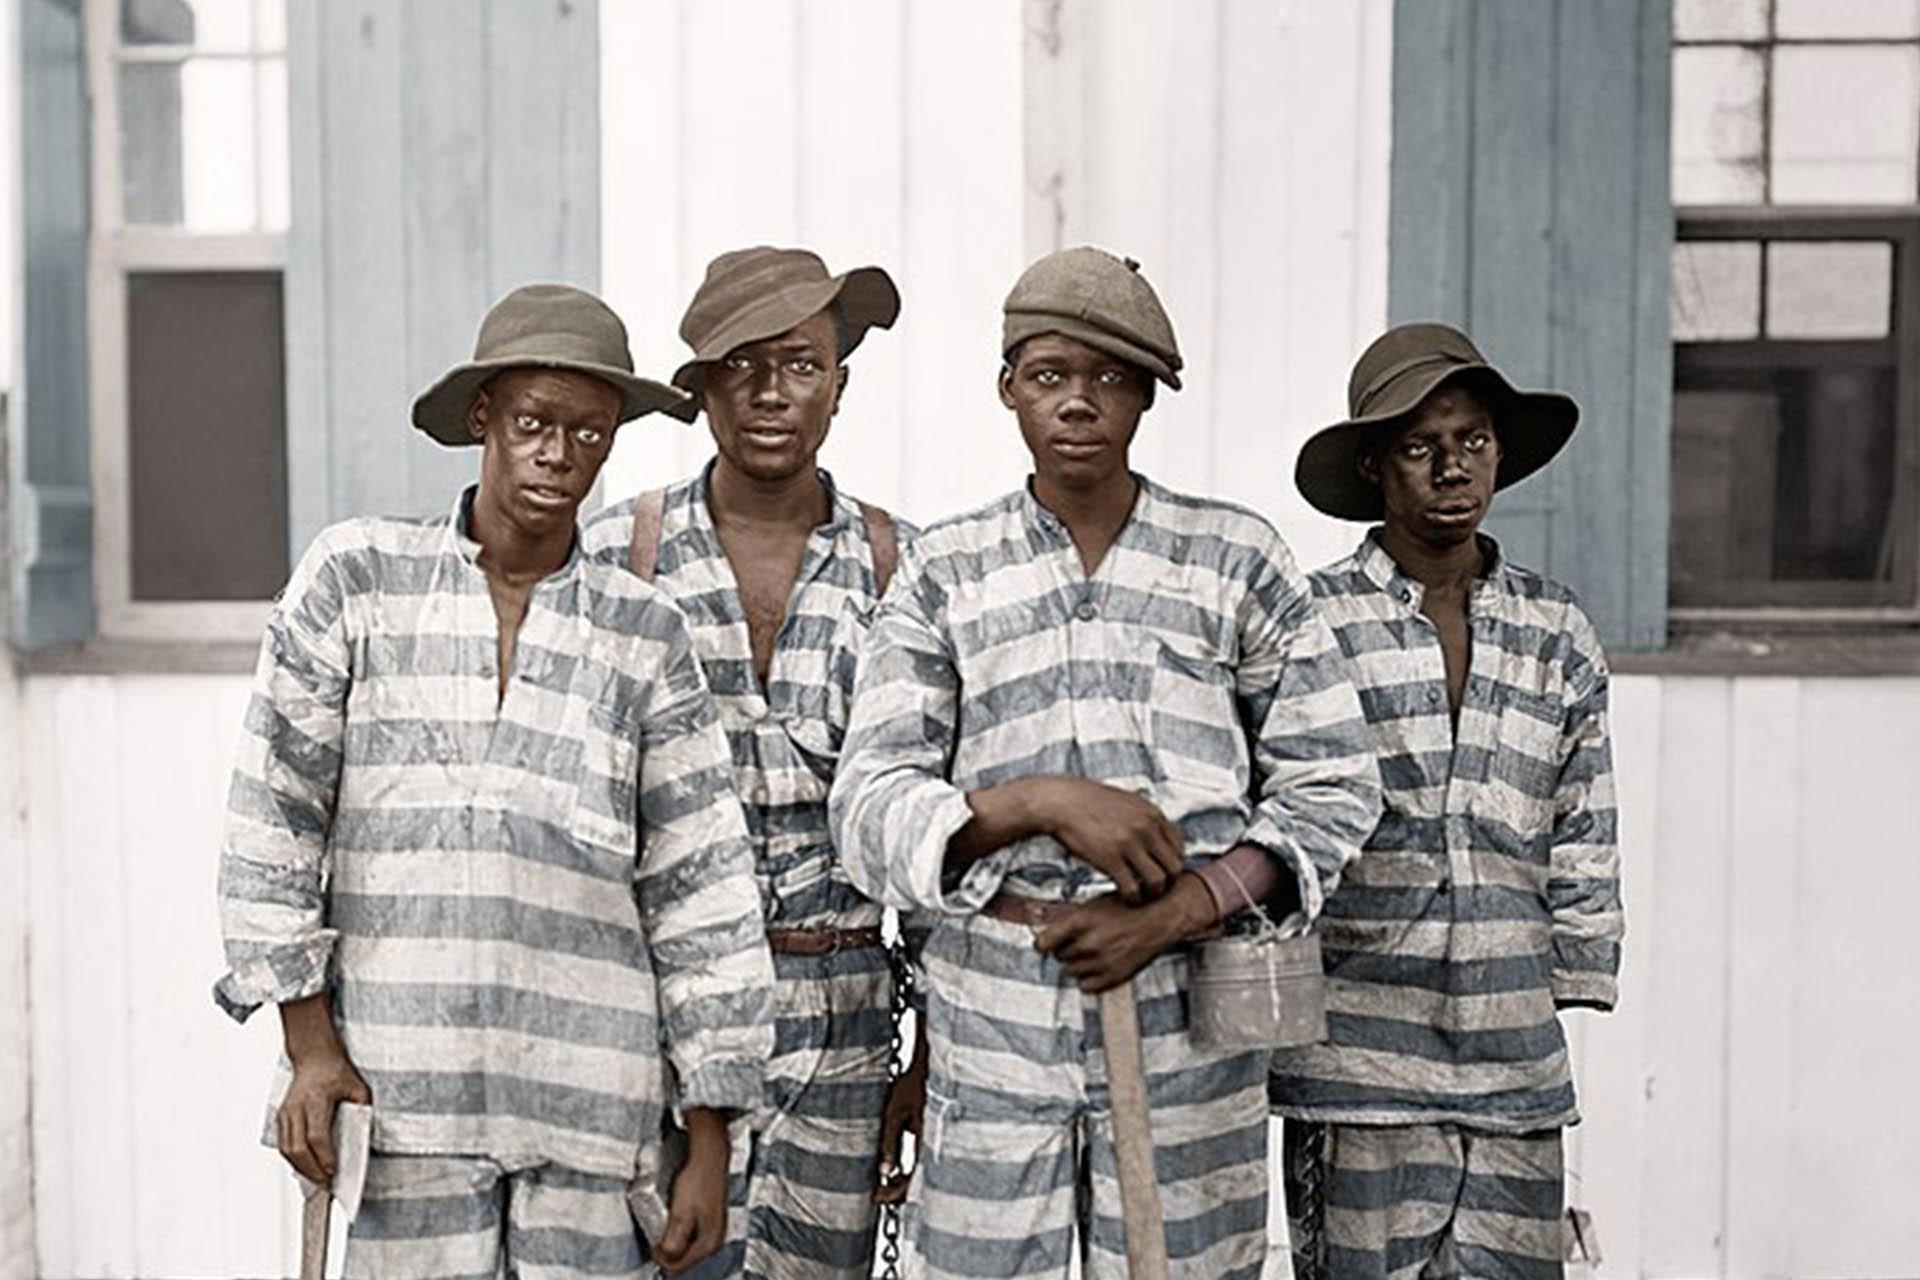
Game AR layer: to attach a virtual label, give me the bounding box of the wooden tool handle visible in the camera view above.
[1099,980,1169,1279]
[300,1184,331,1280]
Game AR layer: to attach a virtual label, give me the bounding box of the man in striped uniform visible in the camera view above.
[829,246,1382,1279]
[216,285,776,1278]
[1272,322,1623,1280]
[582,247,915,1280]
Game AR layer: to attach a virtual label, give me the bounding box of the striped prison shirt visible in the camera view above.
[581,466,915,932]
[1269,530,1621,1131]
[215,487,776,1180]
[830,475,1383,920]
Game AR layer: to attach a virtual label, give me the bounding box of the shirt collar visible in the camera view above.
[1019,471,1153,543]
[1356,526,1508,610]
[447,484,584,581]
[693,458,857,540]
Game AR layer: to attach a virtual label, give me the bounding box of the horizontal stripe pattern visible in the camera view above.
[1283,1121,1566,1280]
[1270,531,1621,1132]
[216,487,775,1180]
[585,467,909,1278]
[581,466,913,934]
[830,476,1381,918]
[829,476,1380,1272]
[345,1155,647,1280]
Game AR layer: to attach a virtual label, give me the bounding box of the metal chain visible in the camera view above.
[878,938,915,1280]
[1284,1119,1328,1280]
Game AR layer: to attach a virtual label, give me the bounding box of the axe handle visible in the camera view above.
[300,1184,331,1280]
[1099,979,1169,1279]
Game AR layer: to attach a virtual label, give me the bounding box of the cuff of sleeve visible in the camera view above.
[1550,970,1618,1011]
[1235,820,1323,922]
[676,1058,765,1114]
[212,934,336,1023]
[925,794,1005,914]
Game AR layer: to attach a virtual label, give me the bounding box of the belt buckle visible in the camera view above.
[824,928,847,956]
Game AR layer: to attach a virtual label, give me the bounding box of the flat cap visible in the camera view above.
[1002,246,1182,390]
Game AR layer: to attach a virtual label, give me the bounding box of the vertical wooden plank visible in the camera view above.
[795,1,909,511]
[896,0,1028,519]
[283,0,332,557]
[29,678,140,1277]
[597,0,695,504]
[486,0,599,291]
[1640,677,1729,1279]
[400,0,490,521]
[12,0,94,649]
[1721,677,1800,1280]
[1624,0,1672,651]
[1790,680,1920,1274]
[677,1,800,268]
[1563,672,1660,1280]
[315,0,409,522]
[1387,0,1472,324]
[1547,0,1640,641]
[1021,0,1088,256]
[21,681,76,1276]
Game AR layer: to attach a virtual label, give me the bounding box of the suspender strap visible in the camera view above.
[628,485,896,595]
[626,487,668,581]
[859,501,898,597]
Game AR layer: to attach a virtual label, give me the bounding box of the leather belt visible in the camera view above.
[764,926,885,956]
[981,894,1079,928]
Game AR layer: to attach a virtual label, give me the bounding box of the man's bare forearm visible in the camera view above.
[945,779,1056,875]
[279,990,348,1064]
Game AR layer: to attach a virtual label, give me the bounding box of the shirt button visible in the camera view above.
[1075,600,1098,622]
[1426,688,1442,706]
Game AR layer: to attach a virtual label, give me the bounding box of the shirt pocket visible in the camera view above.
[1477,689,1564,856]
[1147,633,1249,798]
[571,703,641,859]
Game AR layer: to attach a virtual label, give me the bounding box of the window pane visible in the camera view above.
[254,0,285,53]
[126,271,288,601]
[124,57,264,230]
[1674,0,1768,42]
[121,0,255,51]
[1772,45,1920,203]
[1775,0,1920,39]
[1672,365,1901,601]
[1672,46,1766,203]
[1766,241,1894,338]
[1673,241,1762,339]
[257,58,289,232]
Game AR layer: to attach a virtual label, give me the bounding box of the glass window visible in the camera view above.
[1771,45,1920,204]
[1672,240,1762,339]
[1672,46,1767,203]
[1766,242,1894,339]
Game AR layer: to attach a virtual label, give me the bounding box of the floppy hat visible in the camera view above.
[411,283,692,446]
[1294,322,1578,521]
[671,247,900,397]
[1002,246,1183,390]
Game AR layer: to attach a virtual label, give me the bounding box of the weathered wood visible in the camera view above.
[13,0,94,650]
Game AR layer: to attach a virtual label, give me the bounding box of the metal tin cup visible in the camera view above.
[1189,930,1329,1051]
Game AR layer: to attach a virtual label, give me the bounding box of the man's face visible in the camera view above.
[1361,383,1502,549]
[470,368,623,538]
[701,309,845,484]
[999,333,1149,494]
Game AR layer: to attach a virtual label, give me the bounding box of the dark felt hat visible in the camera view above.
[411,284,691,446]
[1002,246,1183,389]
[671,247,900,402]
[1294,322,1579,521]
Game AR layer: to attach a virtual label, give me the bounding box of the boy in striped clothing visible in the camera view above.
[582,248,916,1280]
[216,285,775,1279]
[830,247,1381,1278]
[1273,322,1623,1280]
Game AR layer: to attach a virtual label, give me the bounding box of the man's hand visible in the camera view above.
[1033,875,1219,993]
[656,1107,731,1275]
[275,992,371,1185]
[873,1031,929,1205]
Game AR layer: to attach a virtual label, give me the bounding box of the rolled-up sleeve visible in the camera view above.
[1546,619,1622,1010]
[634,618,776,1112]
[830,545,981,914]
[214,534,353,1022]
[1233,537,1383,925]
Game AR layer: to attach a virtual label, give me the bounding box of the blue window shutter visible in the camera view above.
[1390,0,1673,651]
[9,0,93,651]
[283,0,601,553]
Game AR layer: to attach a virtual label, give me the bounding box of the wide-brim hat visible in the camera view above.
[1294,321,1578,520]
[411,284,691,446]
[671,247,900,402]
[1002,246,1183,390]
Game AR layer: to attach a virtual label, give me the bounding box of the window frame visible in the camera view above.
[82,0,283,641]
[1670,205,1920,625]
